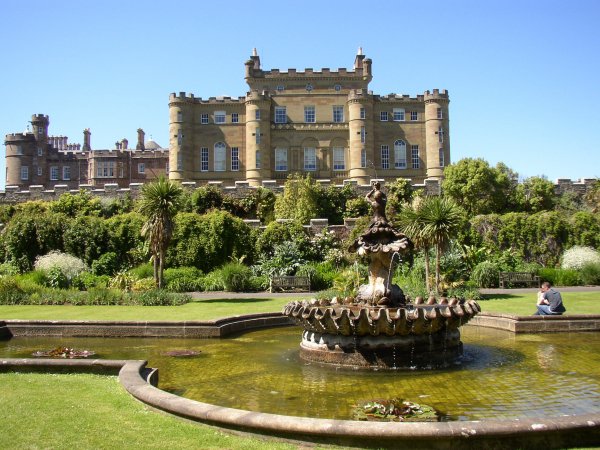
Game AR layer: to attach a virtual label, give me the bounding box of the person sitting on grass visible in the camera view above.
[534,282,566,315]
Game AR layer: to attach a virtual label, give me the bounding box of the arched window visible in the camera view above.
[394,139,406,169]
[214,142,226,171]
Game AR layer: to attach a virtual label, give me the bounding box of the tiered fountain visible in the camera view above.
[284,182,481,368]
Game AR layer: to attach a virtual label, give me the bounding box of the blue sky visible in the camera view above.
[1,0,599,187]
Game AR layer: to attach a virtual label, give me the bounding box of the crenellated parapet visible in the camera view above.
[424,89,450,103]
[169,92,245,106]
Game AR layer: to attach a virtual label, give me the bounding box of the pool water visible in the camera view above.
[2,325,599,421]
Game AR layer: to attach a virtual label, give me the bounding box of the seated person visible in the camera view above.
[534,282,566,315]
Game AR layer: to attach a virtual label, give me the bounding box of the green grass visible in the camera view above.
[478,291,600,315]
[0,296,299,321]
[0,372,299,450]
[0,291,597,321]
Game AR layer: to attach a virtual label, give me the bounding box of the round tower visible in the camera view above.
[424,89,450,179]
[5,130,36,187]
[30,114,49,146]
[347,89,374,184]
[169,92,194,181]
[244,90,271,186]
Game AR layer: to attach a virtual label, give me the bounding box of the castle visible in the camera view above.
[5,49,449,190]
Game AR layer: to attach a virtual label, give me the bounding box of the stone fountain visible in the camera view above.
[283,182,481,368]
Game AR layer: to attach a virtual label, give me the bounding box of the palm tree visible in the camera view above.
[138,176,183,288]
[397,196,464,294]
[419,196,465,293]
[396,198,434,293]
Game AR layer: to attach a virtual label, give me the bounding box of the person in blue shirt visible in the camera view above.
[534,282,566,315]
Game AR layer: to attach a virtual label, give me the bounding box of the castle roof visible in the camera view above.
[145,139,162,150]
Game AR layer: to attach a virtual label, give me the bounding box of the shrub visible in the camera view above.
[538,268,582,287]
[471,261,500,288]
[201,270,225,291]
[133,289,190,306]
[109,272,135,291]
[580,262,600,286]
[45,266,69,289]
[92,252,120,276]
[219,262,253,292]
[446,282,482,300]
[132,277,157,292]
[248,274,269,291]
[71,272,110,290]
[0,262,20,276]
[164,267,204,292]
[128,263,154,280]
[561,246,600,270]
[34,251,88,282]
[63,216,109,266]
[0,277,27,305]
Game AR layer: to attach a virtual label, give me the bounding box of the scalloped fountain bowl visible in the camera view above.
[283,299,481,369]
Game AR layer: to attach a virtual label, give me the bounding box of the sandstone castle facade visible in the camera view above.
[5,50,449,189]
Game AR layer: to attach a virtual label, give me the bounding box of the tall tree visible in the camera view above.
[138,176,183,288]
[274,173,319,224]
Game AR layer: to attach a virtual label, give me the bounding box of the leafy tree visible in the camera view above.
[515,176,555,212]
[252,187,276,224]
[105,212,145,268]
[255,220,310,259]
[442,158,516,215]
[138,176,183,288]
[1,213,40,271]
[49,191,103,217]
[274,174,319,223]
[64,215,109,266]
[168,210,255,272]
[386,178,413,216]
[316,184,357,225]
[190,185,223,214]
[345,197,370,218]
[568,211,600,248]
[584,179,600,213]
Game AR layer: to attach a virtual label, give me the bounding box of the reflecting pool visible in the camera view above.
[2,325,599,421]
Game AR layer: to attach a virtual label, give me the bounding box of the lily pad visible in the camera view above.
[32,347,95,358]
[352,398,440,422]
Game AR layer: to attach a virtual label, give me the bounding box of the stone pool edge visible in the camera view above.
[1,357,599,449]
[1,312,599,339]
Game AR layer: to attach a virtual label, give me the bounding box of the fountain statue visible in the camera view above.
[283,182,481,369]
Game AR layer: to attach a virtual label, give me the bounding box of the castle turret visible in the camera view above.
[424,89,450,179]
[245,89,271,186]
[30,114,49,146]
[347,89,375,184]
[168,92,195,181]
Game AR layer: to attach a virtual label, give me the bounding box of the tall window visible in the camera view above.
[201,113,209,124]
[214,142,226,171]
[137,163,145,174]
[231,147,239,171]
[177,111,183,122]
[214,111,226,124]
[381,146,390,169]
[231,113,239,123]
[177,130,183,145]
[20,166,29,180]
[51,166,59,180]
[437,107,443,119]
[394,140,407,169]
[63,166,71,180]
[201,147,209,171]
[360,126,366,144]
[37,147,43,156]
[304,106,315,123]
[96,161,115,178]
[37,167,42,176]
[177,153,183,171]
[275,148,287,171]
[255,110,261,120]
[393,108,405,121]
[304,147,316,171]
[360,107,366,119]
[255,150,261,169]
[333,147,345,170]
[275,107,287,124]
[438,126,444,143]
[16,145,23,155]
[439,148,445,167]
[332,106,344,123]
[380,111,388,121]
[361,149,367,168]
[255,128,261,145]
[411,145,420,169]
[410,111,418,121]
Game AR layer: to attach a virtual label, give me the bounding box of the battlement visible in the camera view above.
[31,113,49,122]
[259,66,359,79]
[5,132,35,142]
[169,92,245,104]
[424,89,450,101]
[373,93,425,103]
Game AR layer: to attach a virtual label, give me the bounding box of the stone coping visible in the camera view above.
[1,357,598,449]
[2,312,600,339]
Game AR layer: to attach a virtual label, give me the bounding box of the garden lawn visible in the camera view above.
[0,372,299,450]
[479,291,600,315]
[0,296,299,321]
[0,292,598,321]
